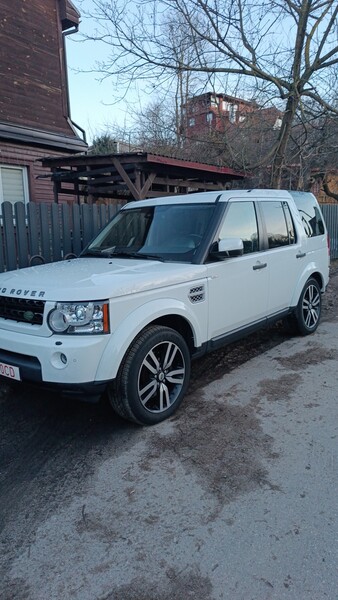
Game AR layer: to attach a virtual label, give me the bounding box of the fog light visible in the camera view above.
[50,352,69,370]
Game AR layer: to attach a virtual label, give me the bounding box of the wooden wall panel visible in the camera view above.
[0,141,77,203]
[0,0,75,136]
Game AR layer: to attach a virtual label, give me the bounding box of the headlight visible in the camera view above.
[48,301,109,334]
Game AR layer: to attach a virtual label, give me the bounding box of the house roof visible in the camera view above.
[0,121,87,151]
[60,0,81,31]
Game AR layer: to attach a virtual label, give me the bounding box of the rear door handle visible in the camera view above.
[296,252,306,258]
[253,262,267,270]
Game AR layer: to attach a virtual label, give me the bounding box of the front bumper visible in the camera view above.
[0,346,110,401]
[3,375,109,402]
[0,327,111,388]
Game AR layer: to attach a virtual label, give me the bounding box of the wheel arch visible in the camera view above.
[96,299,203,381]
[290,267,325,308]
[309,270,324,291]
[150,314,195,353]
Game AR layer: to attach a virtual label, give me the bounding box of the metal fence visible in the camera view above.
[0,201,337,273]
[0,201,122,272]
[321,204,338,260]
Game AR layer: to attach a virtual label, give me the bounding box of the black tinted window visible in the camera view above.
[292,193,325,237]
[260,201,293,248]
[219,202,258,254]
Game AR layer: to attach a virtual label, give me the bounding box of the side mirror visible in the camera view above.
[209,237,244,259]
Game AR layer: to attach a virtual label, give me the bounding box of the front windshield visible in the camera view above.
[84,203,215,262]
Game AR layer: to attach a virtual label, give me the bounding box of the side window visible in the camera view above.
[293,194,325,237]
[219,201,259,254]
[260,201,293,249]
[282,202,296,244]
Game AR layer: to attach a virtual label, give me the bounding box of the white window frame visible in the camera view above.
[0,165,30,206]
[229,104,238,123]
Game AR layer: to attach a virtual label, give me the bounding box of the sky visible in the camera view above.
[65,1,134,143]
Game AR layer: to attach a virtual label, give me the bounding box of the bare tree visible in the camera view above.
[302,107,338,200]
[80,0,338,188]
[133,98,178,153]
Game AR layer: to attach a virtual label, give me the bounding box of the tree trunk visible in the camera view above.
[323,175,338,201]
[270,94,299,189]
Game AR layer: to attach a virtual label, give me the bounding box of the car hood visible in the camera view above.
[0,257,207,301]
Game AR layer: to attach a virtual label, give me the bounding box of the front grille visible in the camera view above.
[0,296,45,325]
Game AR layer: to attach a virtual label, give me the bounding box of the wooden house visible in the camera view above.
[0,0,87,206]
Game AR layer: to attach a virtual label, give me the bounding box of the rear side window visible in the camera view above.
[283,202,296,244]
[219,201,259,254]
[260,201,296,248]
[293,194,325,237]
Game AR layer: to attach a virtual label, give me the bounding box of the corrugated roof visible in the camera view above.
[42,151,245,177]
[41,151,245,203]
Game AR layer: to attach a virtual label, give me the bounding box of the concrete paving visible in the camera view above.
[1,319,338,599]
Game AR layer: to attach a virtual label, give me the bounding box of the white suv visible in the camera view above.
[0,190,329,424]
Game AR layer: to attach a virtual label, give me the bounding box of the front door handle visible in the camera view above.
[296,252,306,258]
[253,262,267,270]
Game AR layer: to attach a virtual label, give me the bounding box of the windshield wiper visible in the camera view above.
[137,253,165,262]
[82,248,164,261]
[108,251,165,262]
[81,248,104,257]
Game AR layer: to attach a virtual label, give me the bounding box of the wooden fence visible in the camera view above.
[0,201,123,272]
[0,201,337,272]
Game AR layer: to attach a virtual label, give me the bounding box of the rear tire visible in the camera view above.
[293,277,322,335]
[108,325,191,425]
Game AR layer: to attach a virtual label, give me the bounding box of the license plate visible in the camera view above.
[0,362,21,381]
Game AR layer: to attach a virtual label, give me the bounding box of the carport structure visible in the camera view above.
[41,152,245,204]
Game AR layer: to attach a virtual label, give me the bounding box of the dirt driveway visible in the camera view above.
[1,266,337,599]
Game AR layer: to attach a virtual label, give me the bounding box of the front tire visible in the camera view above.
[293,277,322,335]
[109,325,191,425]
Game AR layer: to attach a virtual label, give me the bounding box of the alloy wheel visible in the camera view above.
[302,283,321,330]
[138,341,185,413]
